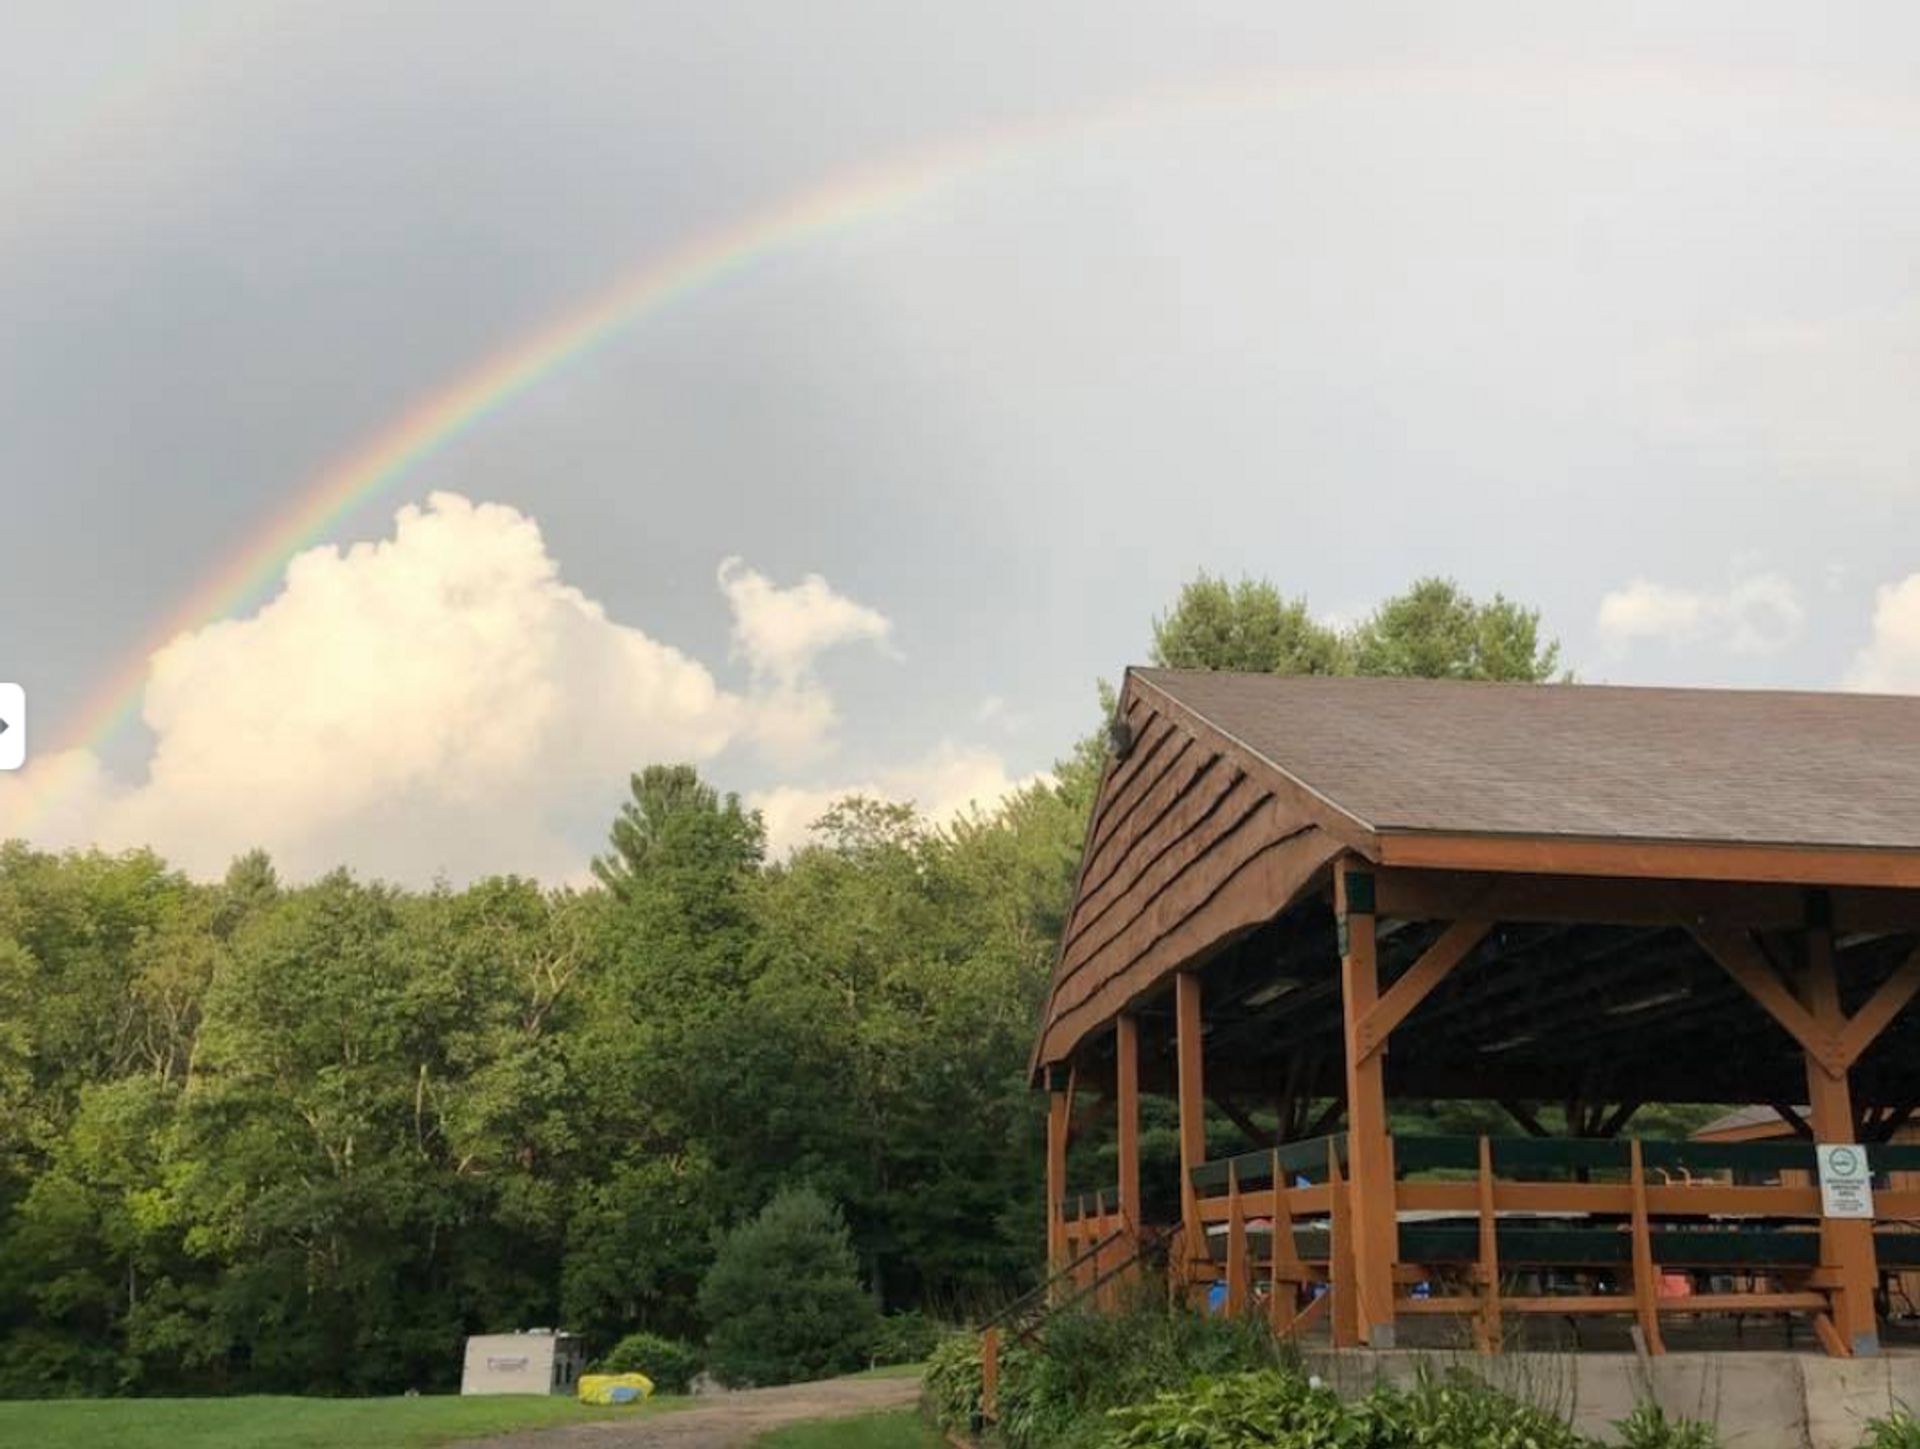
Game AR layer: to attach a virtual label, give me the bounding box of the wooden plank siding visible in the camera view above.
[1034,690,1345,1066]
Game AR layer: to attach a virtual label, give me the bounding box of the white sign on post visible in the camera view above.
[1817,1143,1874,1219]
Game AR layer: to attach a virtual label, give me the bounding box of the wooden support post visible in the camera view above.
[1803,924,1880,1357]
[1269,1146,1303,1336]
[1076,1195,1092,1294]
[1628,1138,1667,1356]
[1328,1140,1360,1347]
[1476,1135,1502,1354]
[1226,1161,1248,1315]
[1046,1071,1070,1279]
[1094,1189,1115,1311]
[1175,970,1208,1294]
[981,1326,1000,1422]
[1337,862,1398,1347]
[1116,1013,1141,1263]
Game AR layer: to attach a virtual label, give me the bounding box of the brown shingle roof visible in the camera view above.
[1132,670,1920,852]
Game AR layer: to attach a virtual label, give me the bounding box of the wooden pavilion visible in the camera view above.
[1030,670,1920,1360]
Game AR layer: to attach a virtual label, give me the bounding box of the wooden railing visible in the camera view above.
[1057,1190,1136,1307]
[1184,1134,1920,1354]
[981,1218,1166,1424]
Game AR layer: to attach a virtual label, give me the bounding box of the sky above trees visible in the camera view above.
[5,3,1920,882]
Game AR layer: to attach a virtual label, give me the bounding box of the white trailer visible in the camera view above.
[460,1330,586,1396]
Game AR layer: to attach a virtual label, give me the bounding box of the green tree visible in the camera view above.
[1149,571,1565,682]
[591,765,762,902]
[1349,575,1563,681]
[697,1186,878,1387]
[1149,573,1347,674]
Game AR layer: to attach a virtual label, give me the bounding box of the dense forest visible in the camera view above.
[0,577,1566,1398]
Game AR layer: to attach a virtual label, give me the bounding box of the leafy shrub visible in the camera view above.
[1615,1400,1720,1449]
[1861,1410,1920,1449]
[1368,1368,1588,1449]
[870,1309,945,1365]
[923,1332,984,1432]
[1000,1295,1291,1446]
[697,1186,879,1388]
[1108,1369,1358,1448]
[597,1331,701,1394]
[1107,1364,1593,1449]
[925,1294,1293,1449]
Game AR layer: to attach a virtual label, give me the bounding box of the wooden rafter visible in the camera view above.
[1691,926,1846,1076]
[1836,943,1920,1067]
[1353,918,1492,1059]
[1498,1099,1549,1138]
[1694,927,1920,1081]
[1765,1099,1815,1141]
[1867,1100,1919,1143]
[1209,1090,1273,1151]
[1303,1095,1347,1140]
[1598,1100,1643,1139]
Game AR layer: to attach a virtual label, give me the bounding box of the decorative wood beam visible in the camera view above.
[1209,1090,1273,1151]
[1765,1099,1815,1141]
[1381,832,1920,890]
[1303,1095,1347,1140]
[1353,918,1492,1059]
[1691,926,1847,1076]
[1868,1100,1919,1144]
[1598,1100,1643,1139]
[1374,868,1811,931]
[1498,1099,1549,1138]
[1836,944,1920,1069]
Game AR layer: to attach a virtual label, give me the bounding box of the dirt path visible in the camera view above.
[450,1374,924,1449]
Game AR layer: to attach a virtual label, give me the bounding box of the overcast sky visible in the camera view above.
[4,3,1920,882]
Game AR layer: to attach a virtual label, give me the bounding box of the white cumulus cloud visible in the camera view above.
[718,557,896,767]
[1595,571,1804,657]
[1846,574,1920,693]
[752,742,1046,857]
[1,493,896,883]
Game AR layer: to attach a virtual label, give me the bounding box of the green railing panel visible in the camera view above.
[1392,1136,1481,1174]
[1639,1139,1816,1175]
[1191,1134,1920,1199]
[1189,1134,1348,1194]
[1396,1222,1834,1269]
[1878,1233,1920,1267]
[1870,1143,1920,1173]
[1488,1137,1631,1173]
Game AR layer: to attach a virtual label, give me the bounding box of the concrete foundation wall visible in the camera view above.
[1305,1348,1920,1449]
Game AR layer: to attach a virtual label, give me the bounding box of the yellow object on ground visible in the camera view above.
[577,1372,655,1404]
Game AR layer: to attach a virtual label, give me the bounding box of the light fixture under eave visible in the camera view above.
[1837,931,1891,951]
[1602,985,1692,1017]
[1107,714,1135,759]
[1478,1032,1536,1054]
[1244,977,1302,1008]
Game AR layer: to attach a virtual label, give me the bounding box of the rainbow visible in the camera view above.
[11,57,1888,834]
[32,66,1353,776]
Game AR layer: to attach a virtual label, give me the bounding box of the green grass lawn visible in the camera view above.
[753,1408,943,1447]
[0,1392,677,1449]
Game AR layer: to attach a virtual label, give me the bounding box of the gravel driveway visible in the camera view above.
[449,1374,925,1449]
